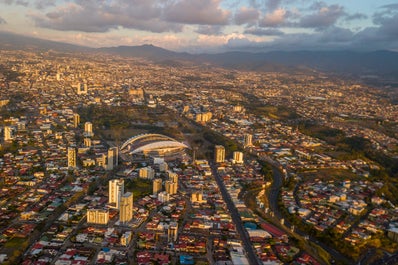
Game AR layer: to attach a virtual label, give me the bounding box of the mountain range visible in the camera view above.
[1,31,398,82]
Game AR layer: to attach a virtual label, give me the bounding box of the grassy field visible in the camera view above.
[125,178,153,199]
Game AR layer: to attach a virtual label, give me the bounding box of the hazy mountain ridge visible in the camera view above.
[1,31,398,80]
[0,31,90,52]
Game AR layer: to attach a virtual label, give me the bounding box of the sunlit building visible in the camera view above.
[84,122,93,137]
[76,82,88,95]
[244,134,253,147]
[233,151,244,164]
[165,180,177,195]
[3,126,12,142]
[214,145,225,163]
[119,192,133,224]
[153,178,162,195]
[67,147,77,168]
[84,138,91,147]
[168,222,178,242]
[109,178,124,209]
[73,113,80,128]
[87,209,109,225]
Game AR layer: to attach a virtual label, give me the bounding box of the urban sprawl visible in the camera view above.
[0,49,398,265]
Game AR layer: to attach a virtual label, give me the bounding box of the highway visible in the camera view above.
[211,163,262,265]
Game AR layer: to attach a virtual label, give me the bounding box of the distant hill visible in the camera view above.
[98,45,398,79]
[98,44,194,61]
[1,31,398,80]
[0,31,90,52]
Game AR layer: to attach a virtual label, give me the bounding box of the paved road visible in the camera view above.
[211,163,262,265]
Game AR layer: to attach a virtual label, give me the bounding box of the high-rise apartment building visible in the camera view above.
[153,178,162,195]
[165,180,177,195]
[214,145,225,163]
[67,147,77,168]
[109,179,124,209]
[107,147,118,170]
[119,192,133,224]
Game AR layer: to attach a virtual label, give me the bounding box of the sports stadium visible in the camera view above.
[120,134,189,161]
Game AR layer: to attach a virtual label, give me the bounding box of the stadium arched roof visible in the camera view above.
[120,134,189,158]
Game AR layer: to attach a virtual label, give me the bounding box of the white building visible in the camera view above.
[109,179,124,209]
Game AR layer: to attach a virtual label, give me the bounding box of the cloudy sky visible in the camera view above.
[0,0,397,52]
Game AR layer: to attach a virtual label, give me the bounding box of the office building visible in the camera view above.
[214,145,225,163]
[67,147,77,168]
[153,178,162,195]
[87,209,109,225]
[109,179,124,209]
[119,192,133,224]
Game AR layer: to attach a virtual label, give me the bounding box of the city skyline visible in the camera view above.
[0,0,397,52]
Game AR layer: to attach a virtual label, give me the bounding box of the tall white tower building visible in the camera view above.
[109,179,124,209]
